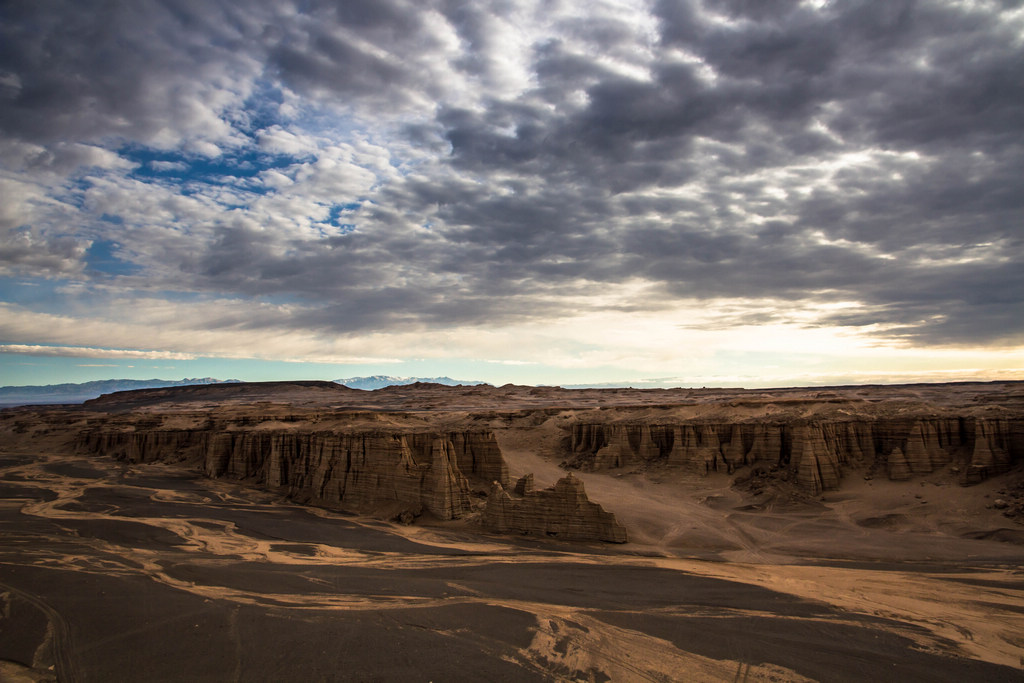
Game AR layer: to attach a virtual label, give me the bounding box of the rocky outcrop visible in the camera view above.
[77,428,506,520]
[962,418,1015,484]
[887,447,912,481]
[569,418,1024,493]
[482,474,628,543]
[790,425,841,495]
[447,431,510,487]
[514,473,534,496]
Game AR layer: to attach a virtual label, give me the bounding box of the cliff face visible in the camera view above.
[77,428,507,520]
[569,418,1024,494]
[445,431,509,488]
[482,474,628,543]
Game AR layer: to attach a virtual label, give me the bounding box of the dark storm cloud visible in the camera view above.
[264,0,443,105]
[0,1,263,144]
[814,258,1024,345]
[428,0,1024,344]
[0,0,442,145]
[1,0,1022,348]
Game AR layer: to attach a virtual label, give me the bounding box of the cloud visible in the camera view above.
[0,0,1021,381]
[149,160,189,172]
[0,344,196,360]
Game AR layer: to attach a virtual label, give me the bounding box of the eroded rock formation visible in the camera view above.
[569,418,1024,494]
[482,474,628,543]
[75,420,633,540]
[77,428,506,520]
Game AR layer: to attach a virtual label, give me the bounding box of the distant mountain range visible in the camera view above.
[0,377,240,406]
[0,375,491,407]
[333,375,487,391]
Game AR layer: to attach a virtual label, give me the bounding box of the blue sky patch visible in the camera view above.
[122,144,310,185]
[324,202,361,231]
[85,239,140,276]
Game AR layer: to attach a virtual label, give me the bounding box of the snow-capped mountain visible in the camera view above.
[333,375,486,391]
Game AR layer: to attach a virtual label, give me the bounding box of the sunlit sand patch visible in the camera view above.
[516,610,816,682]
[649,557,1024,668]
[0,658,53,683]
[148,490,215,504]
[302,506,521,555]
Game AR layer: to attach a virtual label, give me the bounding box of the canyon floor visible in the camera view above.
[1,381,1023,681]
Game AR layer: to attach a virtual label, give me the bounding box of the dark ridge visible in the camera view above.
[83,380,357,408]
[0,377,241,407]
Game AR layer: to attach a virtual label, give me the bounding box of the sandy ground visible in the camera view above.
[0,447,1021,681]
[1,381,1023,681]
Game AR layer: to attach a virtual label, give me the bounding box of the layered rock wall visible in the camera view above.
[78,428,506,519]
[482,474,628,543]
[442,431,510,487]
[569,418,1024,494]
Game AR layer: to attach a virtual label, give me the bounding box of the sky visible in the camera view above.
[1,0,1022,389]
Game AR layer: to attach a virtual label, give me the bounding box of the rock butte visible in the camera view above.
[484,473,629,543]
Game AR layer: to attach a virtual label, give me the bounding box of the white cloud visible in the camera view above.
[186,139,223,158]
[258,126,319,156]
[149,160,188,172]
[0,344,196,360]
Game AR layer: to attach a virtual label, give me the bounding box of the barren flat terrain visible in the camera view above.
[1,381,1023,681]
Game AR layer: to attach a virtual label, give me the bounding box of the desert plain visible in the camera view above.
[1,380,1023,682]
